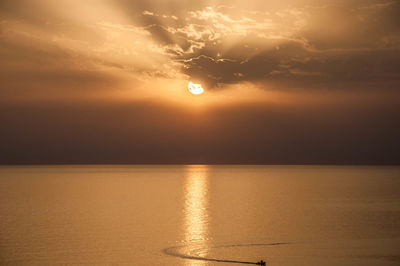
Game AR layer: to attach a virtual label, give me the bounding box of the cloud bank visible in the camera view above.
[1,0,399,164]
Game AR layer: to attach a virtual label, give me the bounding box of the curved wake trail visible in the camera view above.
[163,242,290,265]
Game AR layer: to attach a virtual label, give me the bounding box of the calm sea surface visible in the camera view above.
[0,165,399,266]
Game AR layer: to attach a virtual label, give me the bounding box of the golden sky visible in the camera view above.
[0,0,399,163]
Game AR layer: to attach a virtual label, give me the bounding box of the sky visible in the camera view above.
[0,0,399,164]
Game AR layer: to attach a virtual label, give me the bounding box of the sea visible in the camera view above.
[0,165,399,266]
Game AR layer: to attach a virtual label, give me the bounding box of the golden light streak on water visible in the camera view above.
[183,165,210,266]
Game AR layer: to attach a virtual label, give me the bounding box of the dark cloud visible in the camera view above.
[145,24,175,45]
[181,42,400,89]
[1,95,399,164]
[126,0,400,89]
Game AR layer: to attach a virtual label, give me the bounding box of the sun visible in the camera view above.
[188,81,204,95]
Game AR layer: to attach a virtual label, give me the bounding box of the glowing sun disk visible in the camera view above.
[188,81,204,95]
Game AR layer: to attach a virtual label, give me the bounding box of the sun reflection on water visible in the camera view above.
[183,165,210,265]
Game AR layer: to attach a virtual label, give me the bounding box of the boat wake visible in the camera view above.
[163,242,290,265]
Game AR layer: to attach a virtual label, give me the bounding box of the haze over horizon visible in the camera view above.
[1,0,399,164]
